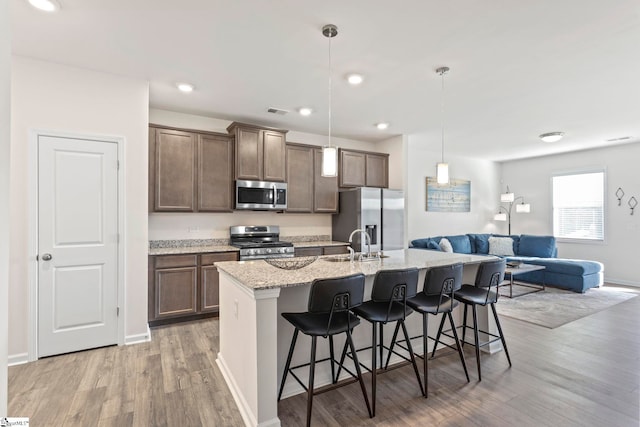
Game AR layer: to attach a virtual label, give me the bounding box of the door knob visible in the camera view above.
[41,253,52,261]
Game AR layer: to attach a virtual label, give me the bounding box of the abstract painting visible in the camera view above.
[426,177,471,212]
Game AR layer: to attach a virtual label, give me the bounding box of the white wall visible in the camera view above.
[0,0,10,415]
[148,109,397,241]
[406,134,501,241]
[501,142,640,286]
[10,57,150,359]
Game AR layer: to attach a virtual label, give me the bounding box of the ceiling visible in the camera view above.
[10,0,640,161]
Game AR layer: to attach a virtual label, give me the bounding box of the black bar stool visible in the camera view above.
[390,263,469,396]
[278,273,373,427]
[349,268,424,415]
[448,258,511,381]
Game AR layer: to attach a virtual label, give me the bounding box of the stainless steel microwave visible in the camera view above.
[235,180,287,210]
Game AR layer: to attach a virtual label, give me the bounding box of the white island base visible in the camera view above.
[216,250,502,427]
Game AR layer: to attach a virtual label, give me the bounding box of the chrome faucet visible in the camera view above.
[348,229,372,260]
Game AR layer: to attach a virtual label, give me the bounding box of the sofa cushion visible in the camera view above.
[506,257,603,276]
[488,236,515,256]
[446,235,473,254]
[427,240,442,250]
[468,234,491,254]
[411,237,442,249]
[518,235,556,258]
[439,238,454,253]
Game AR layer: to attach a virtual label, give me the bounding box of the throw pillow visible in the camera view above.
[427,241,442,251]
[439,238,453,253]
[488,236,514,256]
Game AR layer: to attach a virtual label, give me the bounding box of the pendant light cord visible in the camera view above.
[328,32,332,148]
[440,69,445,163]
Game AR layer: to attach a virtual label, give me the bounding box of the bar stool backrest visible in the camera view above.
[423,263,463,296]
[475,259,506,288]
[371,268,419,302]
[308,273,365,313]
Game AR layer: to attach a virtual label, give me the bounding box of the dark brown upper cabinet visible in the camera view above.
[286,143,339,214]
[227,122,287,182]
[149,125,233,212]
[313,148,339,212]
[150,127,197,211]
[339,148,389,188]
[197,134,234,212]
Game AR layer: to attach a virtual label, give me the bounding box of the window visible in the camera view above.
[552,171,605,241]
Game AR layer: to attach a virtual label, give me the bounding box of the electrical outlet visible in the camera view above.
[188,226,200,233]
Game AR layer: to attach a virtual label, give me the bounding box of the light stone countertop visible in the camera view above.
[149,245,239,256]
[216,249,492,291]
[148,240,348,256]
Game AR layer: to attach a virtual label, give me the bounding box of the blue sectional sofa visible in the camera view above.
[410,234,603,293]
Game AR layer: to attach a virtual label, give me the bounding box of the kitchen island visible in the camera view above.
[215,249,495,427]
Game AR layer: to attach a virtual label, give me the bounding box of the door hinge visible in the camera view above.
[117,160,120,170]
[117,307,120,316]
[117,233,120,244]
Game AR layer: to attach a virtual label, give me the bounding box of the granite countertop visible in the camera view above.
[148,236,348,256]
[216,249,492,291]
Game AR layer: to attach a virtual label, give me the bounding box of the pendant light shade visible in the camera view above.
[321,24,338,177]
[321,146,338,177]
[436,66,450,185]
[436,162,449,184]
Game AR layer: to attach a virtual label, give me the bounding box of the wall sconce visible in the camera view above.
[494,186,531,234]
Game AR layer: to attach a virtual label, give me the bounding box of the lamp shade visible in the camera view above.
[494,213,507,221]
[516,203,531,213]
[321,146,338,177]
[500,192,515,203]
[436,162,449,184]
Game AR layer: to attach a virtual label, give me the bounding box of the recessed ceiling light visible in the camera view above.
[347,74,364,85]
[298,107,312,116]
[376,123,389,130]
[539,132,564,143]
[28,0,60,12]
[176,83,194,93]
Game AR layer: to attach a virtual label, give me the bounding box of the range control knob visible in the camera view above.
[279,248,287,253]
[266,248,272,254]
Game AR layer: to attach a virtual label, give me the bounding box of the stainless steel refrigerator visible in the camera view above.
[332,187,405,253]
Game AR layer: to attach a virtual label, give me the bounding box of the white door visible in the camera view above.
[38,135,119,357]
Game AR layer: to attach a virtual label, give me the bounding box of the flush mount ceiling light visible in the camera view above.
[539,132,564,143]
[321,24,339,177]
[376,122,389,130]
[436,66,450,185]
[347,74,364,85]
[176,83,194,93]
[298,107,312,116]
[28,0,60,12]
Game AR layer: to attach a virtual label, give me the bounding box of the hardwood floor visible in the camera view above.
[9,294,640,426]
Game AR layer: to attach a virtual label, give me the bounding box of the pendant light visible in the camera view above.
[321,24,338,177]
[436,66,450,184]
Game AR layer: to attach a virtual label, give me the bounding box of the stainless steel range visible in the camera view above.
[230,225,295,261]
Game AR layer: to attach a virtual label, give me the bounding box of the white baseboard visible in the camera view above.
[217,352,280,427]
[8,353,29,366]
[604,278,640,287]
[125,324,151,345]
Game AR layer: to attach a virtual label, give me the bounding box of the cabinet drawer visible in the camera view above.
[154,255,198,269]
[201,252,238,265]
[324,246,349,255]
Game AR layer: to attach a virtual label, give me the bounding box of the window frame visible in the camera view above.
[550,168,607,244]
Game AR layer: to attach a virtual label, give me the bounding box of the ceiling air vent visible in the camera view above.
[267,107,289,115]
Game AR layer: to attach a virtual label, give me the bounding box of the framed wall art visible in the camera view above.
[426,177,470,212]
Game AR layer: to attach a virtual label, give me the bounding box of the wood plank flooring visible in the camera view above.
[9,293,640,426]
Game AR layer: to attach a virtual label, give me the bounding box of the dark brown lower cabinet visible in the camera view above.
[149,251,239,326]
[294,245,349,257]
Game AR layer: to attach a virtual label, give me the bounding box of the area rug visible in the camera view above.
[496,284,639,329]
